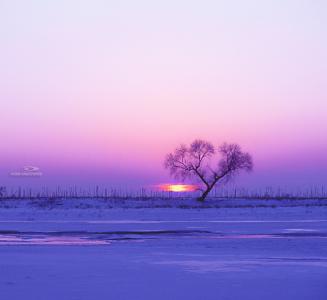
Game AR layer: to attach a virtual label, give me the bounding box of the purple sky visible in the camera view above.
[1,0,327,191]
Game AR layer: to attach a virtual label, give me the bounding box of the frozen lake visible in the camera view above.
[0,203,326,299]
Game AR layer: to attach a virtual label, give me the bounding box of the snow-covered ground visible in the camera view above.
[0,198,326,299]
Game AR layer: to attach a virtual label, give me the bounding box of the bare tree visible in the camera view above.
[164,139,253,201]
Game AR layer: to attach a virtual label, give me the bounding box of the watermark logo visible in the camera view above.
[9,166,43,177]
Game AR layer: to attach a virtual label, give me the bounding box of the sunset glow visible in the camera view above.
[158,184,198,193]
[0,1,326,190]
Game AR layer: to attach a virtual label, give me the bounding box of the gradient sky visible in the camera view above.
[1,0,326,191]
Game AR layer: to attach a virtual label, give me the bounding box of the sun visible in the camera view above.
[158,184,198,192]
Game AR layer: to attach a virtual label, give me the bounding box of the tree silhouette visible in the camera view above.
[164,139,253,201]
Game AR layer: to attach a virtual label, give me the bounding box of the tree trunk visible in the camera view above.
[197,185,214,202]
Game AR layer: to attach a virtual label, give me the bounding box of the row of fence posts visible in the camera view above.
[0,185,326,200]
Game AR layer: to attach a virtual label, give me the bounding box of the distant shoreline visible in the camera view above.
[0,197,326,210]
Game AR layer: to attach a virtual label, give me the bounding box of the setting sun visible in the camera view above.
[158,184,198,192]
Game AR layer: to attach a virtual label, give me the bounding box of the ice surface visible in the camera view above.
[0,198,326,299]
